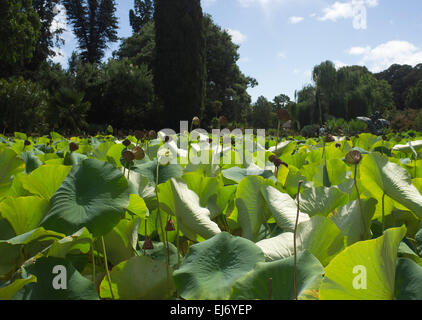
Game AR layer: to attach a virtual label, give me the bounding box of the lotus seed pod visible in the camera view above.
[123,139,131,147]
[134,130,144,140]
[277,109,290,122]
[69,142,79,152]
[269,155,277,163]
[132,146,145,160]
[122,150,135,162]
[165,219,175,231]
[324,135,335,143]
[192,116,200,126]
[142,237,154,250]
[273,158,283,168]
[148,130,157,140]
[345,150,362,165]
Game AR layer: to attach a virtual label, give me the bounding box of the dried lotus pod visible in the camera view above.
[148,130,157,140]
[122,150,135,162]
[165,218,175,231]
[123,139,131,147]
[132,146,145,160]
[134,130,144,141]
[345,150,362,165]
[69,142,79,152]
[269,155,277,163]
[324,135,335,143]
[192,116,200,126]
[142,237,154,250]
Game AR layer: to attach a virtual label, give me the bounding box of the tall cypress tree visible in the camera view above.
[154,0,206,130]
[63,0,118,64]
[129,0,154,33]
[27,0,64,70]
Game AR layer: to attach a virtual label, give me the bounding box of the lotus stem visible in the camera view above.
[294,180,303,301]
[269,277,273,300]
[382,192,386,233]
[101,236,115,300]
[275,121,281,152]
[176,220,181,268]
[155,162,170,268]
[354,164,366,239]
[91,239,96,288]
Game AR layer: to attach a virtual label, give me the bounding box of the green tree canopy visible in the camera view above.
[63,0,119,64]
[0,0,41,68]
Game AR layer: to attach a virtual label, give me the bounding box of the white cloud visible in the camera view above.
[348,46,371,55]
[348,40,422,72]
[334,60,348,69]
[288,16,304,24]
[318,0,379,30]
[277,51,286,58]
[226,29,247,45]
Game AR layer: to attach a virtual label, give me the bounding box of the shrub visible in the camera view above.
[391,109,419,132]
[0,77,49,134]
[300,124,320,137]
[412,110,422,131]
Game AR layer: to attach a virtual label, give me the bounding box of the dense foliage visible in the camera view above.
[1,130,422,300]
[154,0,206,130]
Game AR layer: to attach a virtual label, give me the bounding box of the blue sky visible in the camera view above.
[53,0,422,103]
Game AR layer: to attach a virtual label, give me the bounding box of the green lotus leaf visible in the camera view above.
[260,185,309,231]
[235,176,267,241]
[0,227,65,278]
[173,232,265,300]
[319,226,406,300]
[47,228,93,258]
[170,178,221,241]
[103,218,140,266]
[127,194,149,219]
[355,133,381,151]
[138,241,180,270]
[0,196,50,235]
[330,198,377,245]
[20,165,72,200]
[13,257,98,300]
[256,216,344,266]
[100,256,175,300]
[41,159,131,237]
[20,151,43,174]
[394,258,422,300]
[222,166,274,184]
[0,274,37,300]
[231,250,324,300]
[132,159,183,187]
[299,186,349,217]
[0,147,25,198]
[360,153,422,219]
[106,143,126,167]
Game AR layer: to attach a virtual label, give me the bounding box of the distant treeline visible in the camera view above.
[0,0,421,135]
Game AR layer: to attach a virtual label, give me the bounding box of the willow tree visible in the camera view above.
[154,0,206,129]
